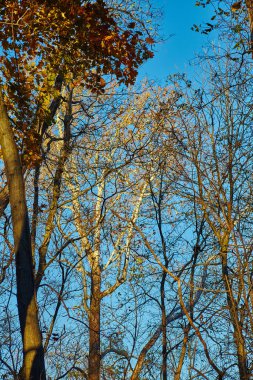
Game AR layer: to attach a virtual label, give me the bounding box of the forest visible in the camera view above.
[0,0,253,379]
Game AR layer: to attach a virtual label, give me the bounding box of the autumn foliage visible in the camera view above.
[0,0,153,166]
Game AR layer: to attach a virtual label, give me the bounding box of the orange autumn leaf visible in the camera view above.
[145,37,155,44]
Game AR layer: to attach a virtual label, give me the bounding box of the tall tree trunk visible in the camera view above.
[220,241,249,380]
[161,268,168,380]
[88,258,101,380]
[0,91,46,380]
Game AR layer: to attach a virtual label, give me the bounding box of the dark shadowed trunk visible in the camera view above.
[0,91,46,380]
[161,270,168,380]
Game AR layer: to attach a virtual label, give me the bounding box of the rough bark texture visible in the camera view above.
[0,186,9,216]
[0,91,45,380]
[88,259,101,380]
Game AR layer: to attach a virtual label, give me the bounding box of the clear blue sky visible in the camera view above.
[138,0,217,82]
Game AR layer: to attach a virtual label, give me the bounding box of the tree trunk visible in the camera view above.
[88,258,101,380]
[245,0,253,56]
[161,269,168,380]
[174,326,189,380]
[220,242,249,380]
[0,91,46,380]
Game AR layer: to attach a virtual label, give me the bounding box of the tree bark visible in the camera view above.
[161,267,168,380]
[245,0,253,56]
[220,241,249,380]
[0,91,46,380]
[0,185,9,216]
[174,326,189,380]
[88,258,101,380]
[35,89,72,289]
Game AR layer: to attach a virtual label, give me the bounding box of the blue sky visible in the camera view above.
[138,0,217,82]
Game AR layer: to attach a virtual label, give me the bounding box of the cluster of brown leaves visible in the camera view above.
[0,0,153,165]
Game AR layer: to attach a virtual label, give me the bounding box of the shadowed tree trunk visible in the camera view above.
[0,91,46,380]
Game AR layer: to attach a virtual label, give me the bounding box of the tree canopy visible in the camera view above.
[0,1,253,380]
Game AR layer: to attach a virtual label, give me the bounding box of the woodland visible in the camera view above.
[0,0,253,379]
